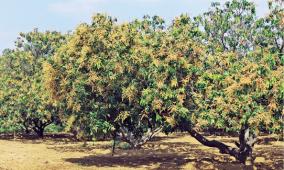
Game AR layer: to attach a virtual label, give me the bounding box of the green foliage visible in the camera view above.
[0,30,66,136]
[195,0,257,54]
[255,0,284,54]
[45,123,65,133]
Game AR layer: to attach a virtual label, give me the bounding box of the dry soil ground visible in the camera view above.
[0,133,283,170]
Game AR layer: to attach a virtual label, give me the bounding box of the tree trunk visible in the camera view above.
[187,125,256,165]
[36,128,44,138]
[119,126,162,149]
[32,119,52,138]
[112,131,117,156]
[23,122,31,135]
[236,124,255,165]
[33,126,44,138]
[13,130,16,141]
[25,128,31,135]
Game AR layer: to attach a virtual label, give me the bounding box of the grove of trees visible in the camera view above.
[0,0,283,166]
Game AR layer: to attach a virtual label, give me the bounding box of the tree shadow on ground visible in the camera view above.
[48,143,111,153]
[254,145,284,170]
[63,140,244,169]
[0,133,76,143]
[62,134,284,170]
[150,135,181,142]
[64,151,245,170]
[65,152,189,169]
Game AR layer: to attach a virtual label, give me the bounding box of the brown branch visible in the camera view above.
[187,127,255,165]
[187,128,239,158]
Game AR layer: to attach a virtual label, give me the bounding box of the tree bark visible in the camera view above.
[112,130,117,156]
[119,126,163,149]
[32,119,53,138]
[33,126,44,138]
[187,125,256,165]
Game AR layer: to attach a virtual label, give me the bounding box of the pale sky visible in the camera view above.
[0,0,270,53]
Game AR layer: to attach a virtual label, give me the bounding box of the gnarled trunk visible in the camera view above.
[187,124,256,165]
[119,126,163,149]
[32,119,52,138]
[33,126,45,138]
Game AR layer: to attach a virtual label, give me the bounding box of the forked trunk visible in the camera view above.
[120,126,163,149]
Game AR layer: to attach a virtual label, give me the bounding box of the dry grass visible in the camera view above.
[0,133,283,170]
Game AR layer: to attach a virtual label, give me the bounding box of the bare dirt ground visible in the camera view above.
[0,133,283,170]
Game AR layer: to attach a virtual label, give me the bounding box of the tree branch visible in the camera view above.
[187,127,256,165]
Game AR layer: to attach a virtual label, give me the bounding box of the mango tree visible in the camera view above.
[43,1,283,165]
[0,30,66,137]
[195,0,257,54]
[43,15,166,145]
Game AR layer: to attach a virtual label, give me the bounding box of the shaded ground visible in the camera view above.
[0,133,283,170]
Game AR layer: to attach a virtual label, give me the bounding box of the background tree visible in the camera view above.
[195,0,257,54]
[254,0,284,54]
[0,30,66,137]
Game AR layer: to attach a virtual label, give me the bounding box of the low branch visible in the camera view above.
[187,127,256,165]
[187,128,239,157]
